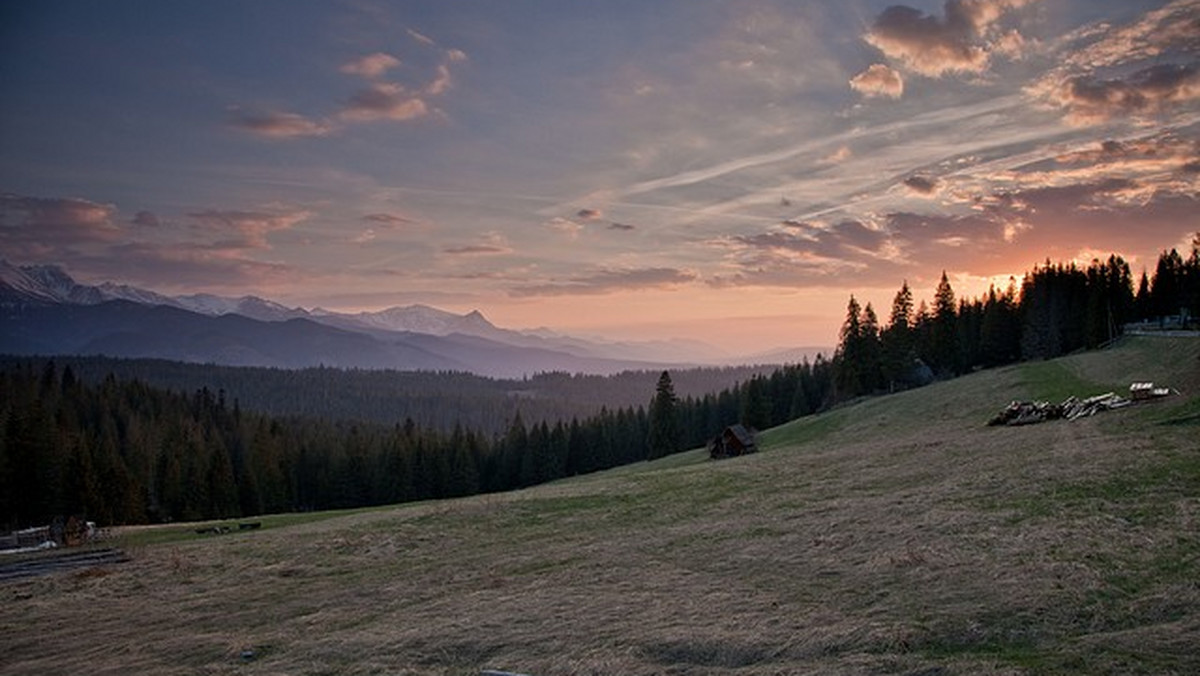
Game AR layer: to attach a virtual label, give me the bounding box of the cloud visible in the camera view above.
[131,210,161,228]
[426,64,453,96]
[406,28,436,47]
[903,175,941,195]
[236,33,467,139]
[444,231,510,256]
[362,212,413,227]
[1047,63,1200,125]
[339,83,431,122]
[864,0,1036,77]
[92,242,297,291]
[0,192,315,294]
[849,63,904,98]
[443,244,509,255]
[546,217,584,238]
[187,208,310,250]
[1053,134,1199,167]
[0,194,122,258]
[576,208,603,220]
[510,267,697,297]
[742,219,891,259]
[822,145,853,163]
[1026,2,1200,125]
[340,52,402,79]
[1056,0,1200,74]
[231,111,334,138]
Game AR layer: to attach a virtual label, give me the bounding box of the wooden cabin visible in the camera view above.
[708,424,758,460]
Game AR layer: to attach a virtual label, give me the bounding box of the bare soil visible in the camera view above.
[2,337,1197,675]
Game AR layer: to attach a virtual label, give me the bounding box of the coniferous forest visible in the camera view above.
[2,245,1197,528]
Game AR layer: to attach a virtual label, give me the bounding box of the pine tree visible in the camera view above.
[859,302,884,394]
[1134,270,1152,321]
[647,371,681,459]
[835,295,864,398]
[931,271,959,375]
[881,281,915,391]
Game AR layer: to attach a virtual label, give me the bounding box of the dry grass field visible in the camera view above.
[3,336,1198,675]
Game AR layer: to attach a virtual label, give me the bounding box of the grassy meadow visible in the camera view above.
[3,336,1198,675]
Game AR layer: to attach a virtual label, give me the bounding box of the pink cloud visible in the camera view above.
[340,52,401,79]
[426,64,453,96]
[0,194,121,258]
[187,208,310,250]
[339,83,430,122]
[231,111,334,138]
[850,63,905,98]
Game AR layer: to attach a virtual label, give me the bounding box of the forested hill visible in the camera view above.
[0,356,784,435]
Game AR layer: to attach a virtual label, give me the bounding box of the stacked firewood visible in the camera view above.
[988,391,1136,426]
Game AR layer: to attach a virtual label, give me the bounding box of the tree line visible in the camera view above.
[0,359,822,528]
[0,356,777,437]
[832,245,1200,399]
[3,243,1195,528]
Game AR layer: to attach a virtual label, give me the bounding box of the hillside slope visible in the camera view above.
[4,337,1198,675]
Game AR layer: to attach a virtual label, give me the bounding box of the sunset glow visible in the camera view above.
[2,0,1198,355]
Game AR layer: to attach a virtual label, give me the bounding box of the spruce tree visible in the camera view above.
[648,371,681,459]
[881,282,915,391]
[835,295,864,397]
[931,271,959,375]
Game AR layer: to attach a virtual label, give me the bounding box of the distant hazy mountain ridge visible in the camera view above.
[2,260,811,376]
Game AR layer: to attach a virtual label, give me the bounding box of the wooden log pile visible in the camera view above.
[988,388,1151,427]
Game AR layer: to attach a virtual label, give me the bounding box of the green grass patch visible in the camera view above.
[1015,359,1106,402]
[759,409,845,449]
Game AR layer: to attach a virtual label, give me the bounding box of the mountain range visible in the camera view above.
[1,260,820,377]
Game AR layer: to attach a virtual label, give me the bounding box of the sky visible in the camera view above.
[1,0,1198,356]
